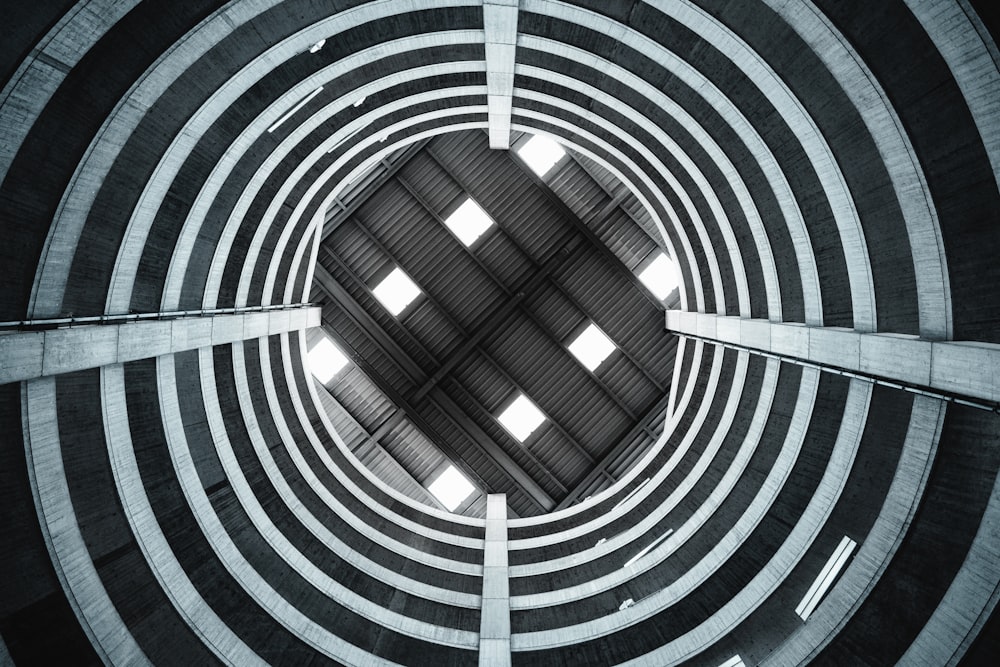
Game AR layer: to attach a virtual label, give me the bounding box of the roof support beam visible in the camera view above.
[485,0,518,149]
[412,232,583,401]
[0,305,319,384]
[312,262,557,512]
[666,311,1000,407]
[314,384,449,511]
[321,139,429,241]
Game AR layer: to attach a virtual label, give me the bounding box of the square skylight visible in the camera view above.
[569,323,616,371]
[427,465,475,512]
[517,134,566,177]
[372,267,421,316]
[444,197,494,246]
[638,252,679,300]
[307,335,348,383]
[497,393,546,442]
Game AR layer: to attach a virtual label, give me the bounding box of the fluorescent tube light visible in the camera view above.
[614,477,650,509]
[796,535,857,621]
[267,86,324,133]
[623,529,673,568]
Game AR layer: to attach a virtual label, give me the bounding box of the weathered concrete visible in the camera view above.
[485,0,518,149]
[666,311,1000,404]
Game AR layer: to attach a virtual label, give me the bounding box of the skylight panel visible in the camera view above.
[569,323,616,371]
[638,252,679,300]
[719,656,746,667]
[517,134,566,177]
[372,267,421,316]
[307,335,348,383]
[497,394,546,442]
[427,465,475,512]
[444,197,494,246]
[796,536,858,621]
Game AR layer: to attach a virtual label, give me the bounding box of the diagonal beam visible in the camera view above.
[485,0,519,149]
[313,383,450,511]
[0,305,319,384]
[312,262,556,511]
[321,138,430,241]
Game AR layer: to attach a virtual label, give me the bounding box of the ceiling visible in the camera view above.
[309,128,679,518]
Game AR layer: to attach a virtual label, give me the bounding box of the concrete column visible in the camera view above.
[480,494,511,666]
[485,0,518,149]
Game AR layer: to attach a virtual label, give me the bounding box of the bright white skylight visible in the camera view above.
[638,252,679,300]
[517,134,566,177]
[497,394,546,442]
[307,335,348,383]
[444,197,494,246]
[719,656,746,667]
[569,323,616,371]
[428,465,475,512]
[373,267,421,316]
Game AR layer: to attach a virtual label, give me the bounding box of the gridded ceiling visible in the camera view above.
[309,129,679,518]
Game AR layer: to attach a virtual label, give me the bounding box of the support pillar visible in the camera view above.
[479,494,511,666]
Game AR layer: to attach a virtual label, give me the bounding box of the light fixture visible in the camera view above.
[637,252,679,300]
[568,322,616,371]
[517,134,566,177]
[623,529,673,568]
[308,38,326,53]
[372,267,421,316]
[796,536,858,621]
[427,465,475,512]
[497,393,546,442]
[443,197,494,246]
[267,86,324,133]
[613,477,650,509]
[307,334,349,383]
